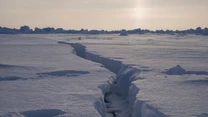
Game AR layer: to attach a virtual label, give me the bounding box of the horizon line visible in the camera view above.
[1,25,208,31]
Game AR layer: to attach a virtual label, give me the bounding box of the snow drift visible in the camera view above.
[165,65,208,75]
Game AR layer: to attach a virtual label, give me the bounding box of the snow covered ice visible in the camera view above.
[0,34,208,117]
[0,35,113,117]
[57,34,208,117]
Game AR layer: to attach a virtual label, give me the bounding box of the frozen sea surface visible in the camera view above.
[0,34,208,117]
[58,34,208,117]
[0,34,113,117]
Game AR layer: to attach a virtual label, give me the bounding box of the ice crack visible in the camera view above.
[58,41,167,117]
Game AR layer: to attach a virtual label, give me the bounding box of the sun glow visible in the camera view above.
[133,0,145,20]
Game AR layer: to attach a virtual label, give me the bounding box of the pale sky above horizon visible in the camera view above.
[0,0,208,30]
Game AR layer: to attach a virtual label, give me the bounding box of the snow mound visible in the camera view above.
[0,64,27,69]
[20,109,66,117]
[0,109,66,117]
[37,70,89,77]
[165,65,208,75]
[0,64,17,68]
[165,65,186,75]
[0,76,23,81]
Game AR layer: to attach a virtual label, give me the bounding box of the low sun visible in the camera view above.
[133,0,145,20]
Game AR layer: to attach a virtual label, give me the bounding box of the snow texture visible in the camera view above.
[0,35,113,117]
[63,41,168,117]
[59,34,208,117]
[1,34,208,117]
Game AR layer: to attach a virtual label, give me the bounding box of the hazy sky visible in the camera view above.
[0,0,208,30]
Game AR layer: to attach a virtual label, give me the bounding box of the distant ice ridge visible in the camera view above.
[58,41,167,117]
